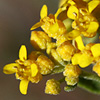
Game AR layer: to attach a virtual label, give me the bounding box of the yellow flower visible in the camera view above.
[72,14,99,38]
[59,0,87,20]
[3,45,42,95]
[71,36,94,68]
[45,79,61,95]
[30,5,67,39]
[60,0,99,38]
[71,2,99,38]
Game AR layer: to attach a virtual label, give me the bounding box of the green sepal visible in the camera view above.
[51,65,65,74]
[83,33,99,45]
[64,85,77,92]
[78,71,100,94]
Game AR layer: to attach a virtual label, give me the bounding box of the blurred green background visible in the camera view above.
[0,0,100,100]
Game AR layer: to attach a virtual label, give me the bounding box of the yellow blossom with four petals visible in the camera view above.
[3,45,42,95]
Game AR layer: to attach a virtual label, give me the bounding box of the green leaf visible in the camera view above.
[78,71,100,94]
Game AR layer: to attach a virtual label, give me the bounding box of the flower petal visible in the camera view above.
[55,8,62,19]
[72,53,81,65]
[67,6,78,19]
[40,5,48,19]
[30,21,44,30]
[3,63,18,74]
[19,45,27,61]
[31,63,38,77]
[66,30,80,40]
[49,22,59,34]
[91,44,100,57]
[87,21,99,34]
[79,53,93,68]
[88,0,100,13]
[19,79,29,95]
[75,36,85,51]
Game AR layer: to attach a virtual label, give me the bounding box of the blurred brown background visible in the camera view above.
[0,0,100,100]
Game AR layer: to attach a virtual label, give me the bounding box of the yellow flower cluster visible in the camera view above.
[3,0,100,95]
[3,45,54,95]
[72,37,100,77]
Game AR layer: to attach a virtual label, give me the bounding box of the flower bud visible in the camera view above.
[45,79,61,95]
[50,49,66,66]
[93,61,100,77]
[63,64,81,78]
[57,41,76,61]
[36,55,54,75]
[65,76,78,86]
[28,51,43,61]
[30,31,51,50]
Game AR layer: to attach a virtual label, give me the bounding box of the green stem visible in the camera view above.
[58,77,65,83]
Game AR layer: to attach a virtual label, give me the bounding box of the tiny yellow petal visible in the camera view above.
[40,5,48,19]
[75,36,85,51]
[91,44,100,57]
[49,22,59,34]
[66,30,81,40]
[3,63,18,74]
[30,21,44,30]
[88,0,100,13]
[31,63,38,77]
[87,21,99,33]
[19,45,27,61]
[19,79,29,95]
[55,8,62,19]
[79,53,93,68]
[67,6,78,19]
[72,53,81,65]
